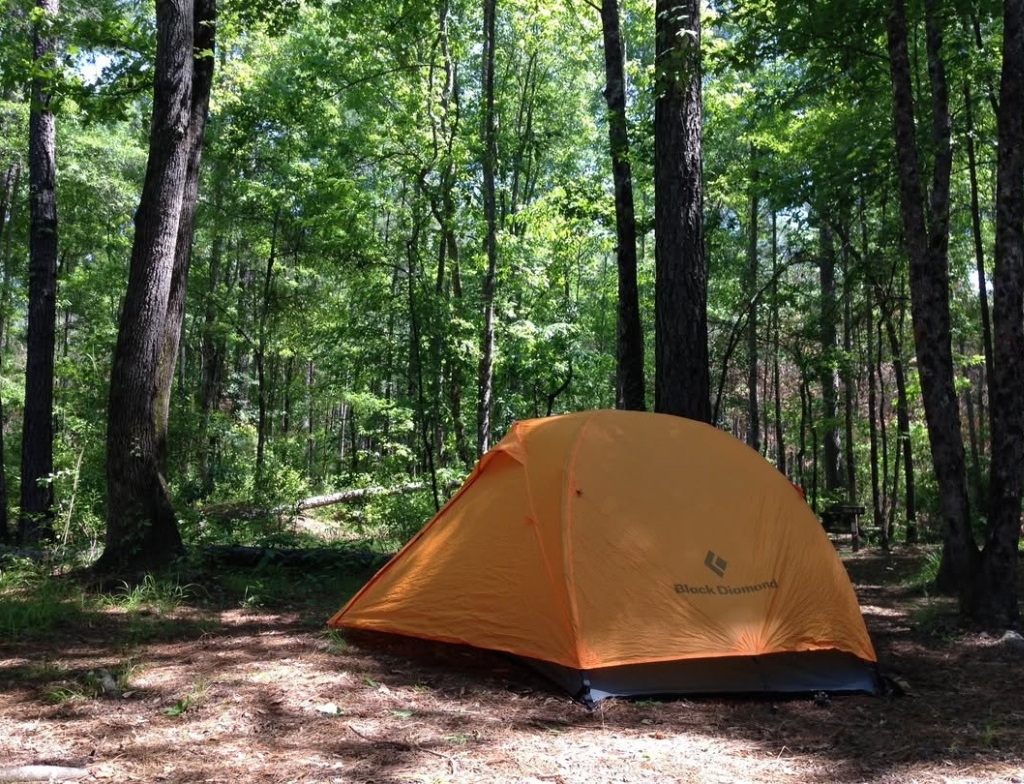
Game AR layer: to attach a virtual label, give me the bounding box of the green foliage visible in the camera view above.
[0,0,1008,587]
[323,628,348,653]
[909,597,961,641]
[0,558,86,639]
[327,478,442,549]
[43,659,139,703]
[161,695,192,717]
[911,548,944,593]
[98,574,196,614]
[216,564,366,613]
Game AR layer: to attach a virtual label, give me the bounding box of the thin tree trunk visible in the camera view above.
[154,0,215,477]
[884,306,917,542]
[878,319,894,543]
[407,200,440,511]
[963,342,985,514]
[476,0,498,456]
[746,155,760,451]
[819,223,842,492]
[307,360,317,475]
[867,301,884,546]
[797,374,810,505]
[842,242,856,502]
[256,210,280,489]
[654,0,710,422]
[809,384,819,514]
[887,0,974,594]
[600,0,645,411]
[963,81,995,387]
[772,212,786,476]
[0,165,14,545]
[978,0,1024,626]
[20,0,60,544]
[198,202,225,496]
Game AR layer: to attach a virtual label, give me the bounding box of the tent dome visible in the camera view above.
[329,410,878,703]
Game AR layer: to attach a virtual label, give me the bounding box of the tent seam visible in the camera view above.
[328,440,511,627]
[561,409,601,669]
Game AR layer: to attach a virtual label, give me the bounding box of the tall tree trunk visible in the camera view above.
[818,224,842,492]
[20,0,60,544]
[963,344,985,513]
[746,156,760,451]
[883,306,917,542]
[653,0,709,422]
[198,207,225,496]
[963,81,995,389]
[866,301,884,545]
[97,0,200,574]
[0,165,15,545]
[407,198,440,511]
[476,0,498,456]
[842,242,856,502]
[977,0,1024,626]
[771,212,785,477]
[797,373,809,499]
[887,0,975,596]
[154,0,215,478]
[600,0,645,411]
[255,210,279,489]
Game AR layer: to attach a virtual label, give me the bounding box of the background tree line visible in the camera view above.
[0,0,1020,626]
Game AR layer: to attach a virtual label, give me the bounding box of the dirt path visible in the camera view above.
[1,549,1022,783]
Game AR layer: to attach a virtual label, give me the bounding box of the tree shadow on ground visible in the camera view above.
[2,549,1023,783]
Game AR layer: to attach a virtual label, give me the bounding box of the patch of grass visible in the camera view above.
[162,694,192,717]
[41,659,140,703]
[323,628,348,653]
[162,677,209,718]
[99,574,196,614]
[634,698,662,708]
[909,547,943,592]
[982,722,999,748]
[0,561,88,639]
[910,597,960,639]
[218,565,365,613]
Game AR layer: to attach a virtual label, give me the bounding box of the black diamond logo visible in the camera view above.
[704,550,728,578]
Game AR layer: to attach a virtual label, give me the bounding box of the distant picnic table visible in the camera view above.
[821,503,870,551]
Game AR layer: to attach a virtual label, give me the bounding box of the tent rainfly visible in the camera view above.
[329,410,879,704]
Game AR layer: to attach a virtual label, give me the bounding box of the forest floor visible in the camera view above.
[1,543,1023,784]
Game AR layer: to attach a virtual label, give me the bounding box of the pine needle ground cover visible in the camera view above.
[1,548,1022,784]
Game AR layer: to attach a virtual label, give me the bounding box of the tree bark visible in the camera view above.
[746,156,759,451]
[255,210,279,489]
[771,212,785,476]
[97,0,206,574]
[818,223,842,492]
[978,0,1024,626]
[0,165,15,545]
[841,242,856,502]
[883,306,917,542]
[476,0,498,455]
[154,0,215,477]
[866,301,884,544]
[600,0,645,412]
[20,0,60,544]
[963,346,985,514]
[963,81,995,389]
[887,0,975,595]
[654,0,710,422]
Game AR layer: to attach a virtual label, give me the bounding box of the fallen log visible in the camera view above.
[200,544,391,572]
[284,482,430,513]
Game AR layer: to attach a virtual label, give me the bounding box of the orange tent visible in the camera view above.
[329,410,878,703]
